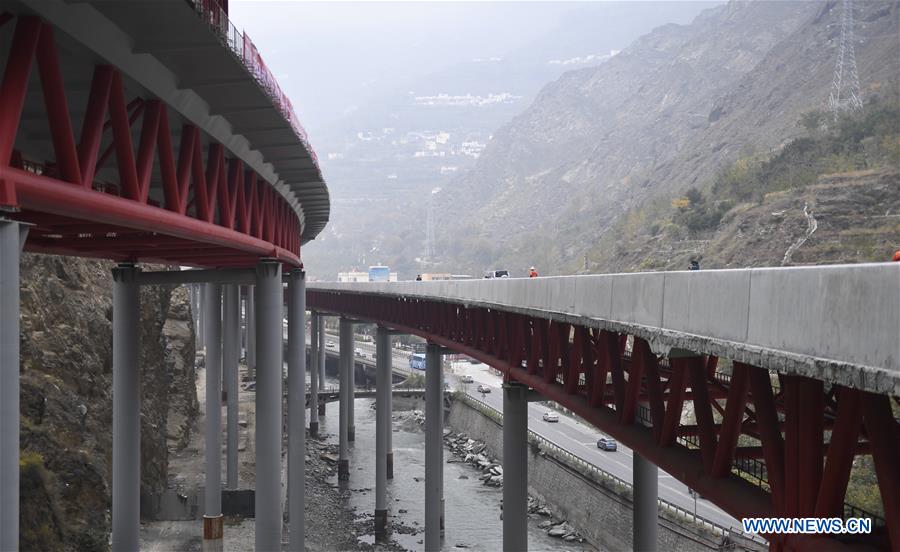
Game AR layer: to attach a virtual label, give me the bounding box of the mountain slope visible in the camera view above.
[437,0,899,275]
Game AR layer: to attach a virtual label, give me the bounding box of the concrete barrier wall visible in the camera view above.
[445,400,758,551]
[310,263,900,394]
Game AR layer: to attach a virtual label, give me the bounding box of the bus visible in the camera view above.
[409,353,426,371]
[368,265,390,282]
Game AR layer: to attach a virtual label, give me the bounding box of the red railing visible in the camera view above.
[189,0,319,168]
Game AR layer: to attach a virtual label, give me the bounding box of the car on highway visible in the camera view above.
[597,437,617,451]
[477,384,491,393]
[354,347,363,356]
[326,340,335,348]
[459,375,474,383]
[542,411,559,423]
[483,269,510,279]
[241,381,256,392]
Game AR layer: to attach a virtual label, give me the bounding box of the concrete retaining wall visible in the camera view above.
[446,399,763,552]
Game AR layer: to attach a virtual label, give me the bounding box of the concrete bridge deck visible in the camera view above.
[310,263,899,395]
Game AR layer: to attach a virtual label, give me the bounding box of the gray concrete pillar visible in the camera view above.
[633,452,659,552]
[502,383,529,552]
[111,263,140,551]
[196,283,205,351]
[255,260,283,551]
[203,283,223,551]
[246,284,256,380]
[425,343,444,552]
[386,342,393,479]
[0,220,26,551]
[338,317,352,480]
[348,329,355,442]
[319,314,326,392]
[375,326,391,539]
[309,310,320,436]
[223,284,240,490]
[287,269,306,551]
[317,316,326,415]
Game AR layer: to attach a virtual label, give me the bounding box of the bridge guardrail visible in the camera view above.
[455,393,769,548]
[188,0,318,166]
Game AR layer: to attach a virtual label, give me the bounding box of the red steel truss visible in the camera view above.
[0,15,301,267]
[308,290,899,551]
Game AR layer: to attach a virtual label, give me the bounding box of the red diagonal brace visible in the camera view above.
[36,24,81,186]
[711,362,750,477]
[78,65,113,188]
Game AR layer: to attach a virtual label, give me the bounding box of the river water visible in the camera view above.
[316,387,595,552]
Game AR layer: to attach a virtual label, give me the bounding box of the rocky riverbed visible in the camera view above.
[443,426,587,544]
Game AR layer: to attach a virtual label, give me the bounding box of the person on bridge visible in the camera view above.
[529,266,538,278]
[689,259,701,271]
[416,274,422,281]
[893,250,900,262]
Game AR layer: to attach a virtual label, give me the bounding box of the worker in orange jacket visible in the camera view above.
[529,266,538,278]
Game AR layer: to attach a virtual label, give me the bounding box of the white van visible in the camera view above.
[483,270,510,279]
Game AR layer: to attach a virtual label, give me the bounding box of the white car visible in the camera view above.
[477,384,491,393]
[354,347,363,356]
[459,375,474,384]
[542,412,559,423]
[326,340,335,348]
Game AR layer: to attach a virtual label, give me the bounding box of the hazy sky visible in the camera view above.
[230,2,714,134]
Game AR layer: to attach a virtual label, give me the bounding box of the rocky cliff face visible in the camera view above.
[18,255,197,550]
[438,0,898,274]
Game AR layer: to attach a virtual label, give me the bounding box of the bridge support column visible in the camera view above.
[203,283,223,551]
[309,310,320,436]
[503,382,529,552]
[224,284,239,491]
[387,347,393,479]
[318,316,326,417]
[348,327,355,443]
[246,284,256,380]
[196,283,205,351]
[1,220,26,551]
[338,317,352,480]
[375,326,392,539]
[425,343,444,551]
[111,263,141,551]
[255,260,283,551]
[287,269,306,551]
[633,452,658,552]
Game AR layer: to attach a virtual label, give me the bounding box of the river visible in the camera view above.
[316,386,595,551]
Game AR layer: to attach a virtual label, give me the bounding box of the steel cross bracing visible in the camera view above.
[0,15,302,267]
[307,290,900,551]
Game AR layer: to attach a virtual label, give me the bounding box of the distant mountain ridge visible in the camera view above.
[436,0,899,275]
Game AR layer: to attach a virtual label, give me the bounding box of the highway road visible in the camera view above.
[313,331,416,378]
[446,360,742,532]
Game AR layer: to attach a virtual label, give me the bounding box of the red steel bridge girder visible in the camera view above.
[0,15,302,267]
[308,291,899,551]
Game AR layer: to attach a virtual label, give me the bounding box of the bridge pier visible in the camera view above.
[348,328,356,443]
[425,343,445,551]
[633,452,659,551]
[255,260,283,551]
[309,310,320,436]
[375,326,392,539]
[287,269,306,551]
[224,284,240,491]
[318,316,327,413]
[203,283,224,551]
[503,382,529,552]
[1,220,26,551]
[338,317,352,480]
[246,284,256,380]
[111,263,141,551]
